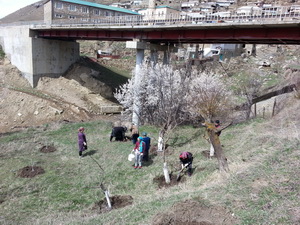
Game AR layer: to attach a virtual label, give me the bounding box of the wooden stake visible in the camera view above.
[104,190,112,209]
[272,98,277,117]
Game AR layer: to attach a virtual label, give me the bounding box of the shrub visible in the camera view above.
[0,45,5,59]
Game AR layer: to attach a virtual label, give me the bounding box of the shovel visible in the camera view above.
[176,162,190,181]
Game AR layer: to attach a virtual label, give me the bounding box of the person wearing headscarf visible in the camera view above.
[78,127,87,158]
[110,126,127,142]
[132,137,145,168]
[179,152,193,176]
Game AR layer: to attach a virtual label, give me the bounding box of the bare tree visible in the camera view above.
[227,63,264,120]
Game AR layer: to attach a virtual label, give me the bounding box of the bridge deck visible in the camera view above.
[27,6,300,44]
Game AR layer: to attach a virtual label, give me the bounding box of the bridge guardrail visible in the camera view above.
[2,6,300,28]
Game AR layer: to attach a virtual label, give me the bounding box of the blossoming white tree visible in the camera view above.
[115,63,194,151]
[115,62,233,174]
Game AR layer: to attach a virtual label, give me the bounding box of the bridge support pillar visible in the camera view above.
[150,49,158,64]
[126,40,177,126]
[0,26,80,87]
[126,40,147,126]
[163,50,170,65]
[31,37,80,87]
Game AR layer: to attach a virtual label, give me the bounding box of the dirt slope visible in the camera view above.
[0,57,121,133]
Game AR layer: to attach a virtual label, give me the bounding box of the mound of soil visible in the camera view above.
[40,145,57,153]
[17,166,45,178]
[152,199,238,225]
[93,195,133,213]
[0,57,121,134]
[150,144,173,157]
[153,174,186,189]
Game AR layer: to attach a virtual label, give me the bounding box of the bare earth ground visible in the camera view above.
[0,57,121,133]
[152,199,239,225]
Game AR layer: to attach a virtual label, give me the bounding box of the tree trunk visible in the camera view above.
[157,129,165,152]
[158,136,164,152]
[163,162,171,183]
[207,125,229,172]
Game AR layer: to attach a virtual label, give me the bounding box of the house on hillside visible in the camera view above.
[181,1,200,12]
[199,2,217,15]
[44,0,140,23]
[236,6,262,16]
[216,0,235,8]
[138,5,181,20]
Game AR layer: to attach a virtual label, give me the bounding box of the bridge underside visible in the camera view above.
[36,26,300,45]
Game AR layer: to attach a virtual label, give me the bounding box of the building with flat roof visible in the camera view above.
[44,0,140,23]
[138,5,181,20]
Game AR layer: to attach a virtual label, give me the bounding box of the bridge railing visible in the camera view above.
[6,5,299,28]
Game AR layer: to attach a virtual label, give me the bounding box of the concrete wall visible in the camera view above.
[0,25,80,87]
[31,33,80,87]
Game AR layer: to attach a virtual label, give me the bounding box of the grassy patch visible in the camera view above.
[0,119,299,224]
[0,46,5,59]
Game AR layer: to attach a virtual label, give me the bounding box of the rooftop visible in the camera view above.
[60,0,140,15]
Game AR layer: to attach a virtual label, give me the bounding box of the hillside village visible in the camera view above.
[1,0,299,24]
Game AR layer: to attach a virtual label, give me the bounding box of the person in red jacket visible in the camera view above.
[132,137,145,169]
[179,152,193,176]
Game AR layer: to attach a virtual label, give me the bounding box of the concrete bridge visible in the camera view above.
[1,8,300,87]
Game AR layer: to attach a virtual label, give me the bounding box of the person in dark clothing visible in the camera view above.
[110,126,127,142]
[142,132,151,161]
[179,152,193,176]
[130,123,139,145]
[78,127,87,158]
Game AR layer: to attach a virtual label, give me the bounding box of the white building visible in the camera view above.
[181,1,200,11]
[138,6,181,20]
[236,6,262,16]
[216,0,235,8]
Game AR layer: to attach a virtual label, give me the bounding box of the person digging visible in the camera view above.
[177,152,193,180]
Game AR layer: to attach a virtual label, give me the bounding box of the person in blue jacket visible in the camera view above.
[132,137,145,169]
[142,132,151,161]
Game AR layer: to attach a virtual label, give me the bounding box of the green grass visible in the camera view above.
[0,118,299,224]
[0,48,5,59]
